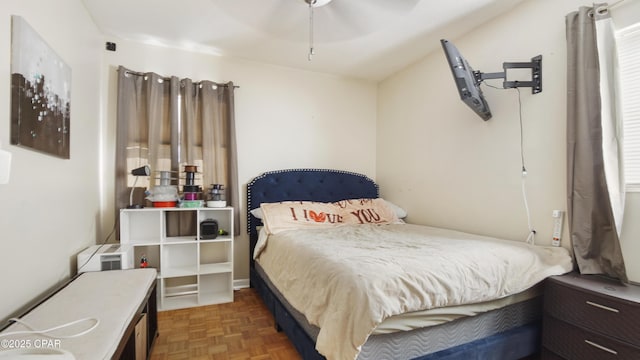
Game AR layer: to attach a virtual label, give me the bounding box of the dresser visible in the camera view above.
[542,272,640,359]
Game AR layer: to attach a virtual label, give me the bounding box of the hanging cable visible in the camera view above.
[514,87,536,245]
[1,317,100,339]
[76,217,119,273]
[484,83,536,244]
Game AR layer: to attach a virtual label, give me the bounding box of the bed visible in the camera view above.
[247,168,573,360]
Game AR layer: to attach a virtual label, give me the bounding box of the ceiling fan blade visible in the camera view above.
[315,0,421,41]
[209,0,421,43]
[210,0,306,39]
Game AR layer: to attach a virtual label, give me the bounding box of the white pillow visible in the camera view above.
[250,207,264,219]
[382,199,407,219]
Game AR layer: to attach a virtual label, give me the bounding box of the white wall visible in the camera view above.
[0,0,103,323]
[100,39,378,280]
[377,0,588,246]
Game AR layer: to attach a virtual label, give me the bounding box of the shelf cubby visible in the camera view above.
[162,276,199,310]
[120,210,162,244]
[199,273,233,304]
[132,245,161,271]
[120,207,234,310]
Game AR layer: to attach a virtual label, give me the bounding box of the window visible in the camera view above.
[617,23,640,191]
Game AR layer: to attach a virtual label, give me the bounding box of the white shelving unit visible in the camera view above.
[120,207,234,311]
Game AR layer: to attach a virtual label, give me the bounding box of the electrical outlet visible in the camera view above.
[552,210,563,246]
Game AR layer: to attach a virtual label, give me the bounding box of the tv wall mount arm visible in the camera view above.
[474,55,542,94]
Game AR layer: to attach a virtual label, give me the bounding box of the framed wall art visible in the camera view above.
[10,15,71,159]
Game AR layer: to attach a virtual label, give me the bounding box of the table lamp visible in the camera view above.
[128,165,150,208]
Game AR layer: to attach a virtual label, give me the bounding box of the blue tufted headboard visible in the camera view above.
[247,169,379,262]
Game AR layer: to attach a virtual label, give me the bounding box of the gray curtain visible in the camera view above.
[566,6,626,281]
[115,66,240,235]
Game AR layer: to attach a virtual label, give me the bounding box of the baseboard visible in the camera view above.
[234,278,250,289]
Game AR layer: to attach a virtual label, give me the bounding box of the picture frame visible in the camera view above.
[10,15,71,159]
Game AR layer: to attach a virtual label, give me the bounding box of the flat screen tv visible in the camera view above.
[440,39,492,121]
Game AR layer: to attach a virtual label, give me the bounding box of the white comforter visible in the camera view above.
[254,223,573,360]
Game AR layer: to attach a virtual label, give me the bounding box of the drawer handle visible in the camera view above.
[586,301,620,313]
[585,339,618,355]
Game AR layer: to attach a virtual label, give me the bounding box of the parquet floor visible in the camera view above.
[150,289,541,360]
[149,288,301,360]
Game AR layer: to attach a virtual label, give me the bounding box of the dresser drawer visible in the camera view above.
[541,347,566,360]
[543,315,640,359]
[545,278,640,345]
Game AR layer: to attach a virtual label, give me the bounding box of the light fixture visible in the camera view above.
[128,165,150,209]
[306,0,332,6]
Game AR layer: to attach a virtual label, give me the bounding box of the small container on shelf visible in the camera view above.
[207,184,226,208]
[140,255,149,268]
[153,201,177,208]
[182,165,202,203]
[147,170,179,208]
[180,200,204,208]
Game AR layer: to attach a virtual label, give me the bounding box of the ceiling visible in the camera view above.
[82,0,526,81]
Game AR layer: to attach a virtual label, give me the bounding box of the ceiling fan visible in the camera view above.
[210,0,421,60]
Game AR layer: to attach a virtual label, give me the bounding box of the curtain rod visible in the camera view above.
[123,69,240,88]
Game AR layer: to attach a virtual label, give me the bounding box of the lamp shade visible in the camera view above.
[131,165,150,176]
[128,165,150,209]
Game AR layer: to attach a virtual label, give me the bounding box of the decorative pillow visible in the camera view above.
[260,201,343,234]
[335,198,401,225]
[260,198,401,234]
[253,199,407,219]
